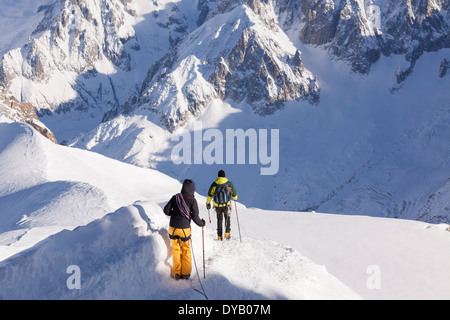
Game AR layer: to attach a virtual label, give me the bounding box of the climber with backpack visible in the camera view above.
[164,179,205,280]
[206,170,238,241]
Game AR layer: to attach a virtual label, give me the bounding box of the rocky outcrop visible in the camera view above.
[208,31,319,115]
[417,178,450,224]
[0,86,57,143]
[277,0,450,83]
[439,58,450,78]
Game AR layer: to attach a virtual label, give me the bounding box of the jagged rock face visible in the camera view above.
[277,0,450,80]
[0,86,57,143]
[275,0,383,73]
[0,87,38,122]
[439,58,450,77]
[0,0,139,113]
[137,0,319,131]
[0,0,197,122]
[209,28,319,115]
[384,0,450,86]
[417,178,450,223]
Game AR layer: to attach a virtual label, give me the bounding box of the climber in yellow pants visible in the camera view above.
[169,226,192,278]
[164,179,205,280]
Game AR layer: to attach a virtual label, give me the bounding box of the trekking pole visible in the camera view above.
[190,236,208,300]
[202,226,206,279]
[207,208,211,224]
[234,200,242,243]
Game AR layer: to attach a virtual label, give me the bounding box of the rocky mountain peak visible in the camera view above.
[135,0,319,131]
[0,0,138,114]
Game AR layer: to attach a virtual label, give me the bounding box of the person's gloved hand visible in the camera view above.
[206,203,211,210]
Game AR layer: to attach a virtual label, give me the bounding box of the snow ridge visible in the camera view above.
[0,121,450,300]
[0,122,360,299]
[0,201,360,300]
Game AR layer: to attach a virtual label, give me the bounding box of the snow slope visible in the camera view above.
[241,208,450,300]
[0,121,180,261]
[0,121,360,299]
[0,201,360,300]
[1,121,450,299]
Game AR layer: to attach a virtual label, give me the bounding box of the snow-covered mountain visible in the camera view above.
[132,0,320,131]
[1,121,450,300]
[278,0,450,85]
[0,0,449,223]
[0,0,192,128]
[1,0,135,113]
[2,0,449,114]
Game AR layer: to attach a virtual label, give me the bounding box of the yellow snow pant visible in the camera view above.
[169,226,192,278]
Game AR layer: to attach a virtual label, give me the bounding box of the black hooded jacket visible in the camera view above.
[163,179,205,229]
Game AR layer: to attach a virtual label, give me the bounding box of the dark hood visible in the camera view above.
[181,179,195,197]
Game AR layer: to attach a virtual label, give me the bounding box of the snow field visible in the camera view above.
[1,121,450,300]
[239,208,450,299]
[0,121,360,299]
